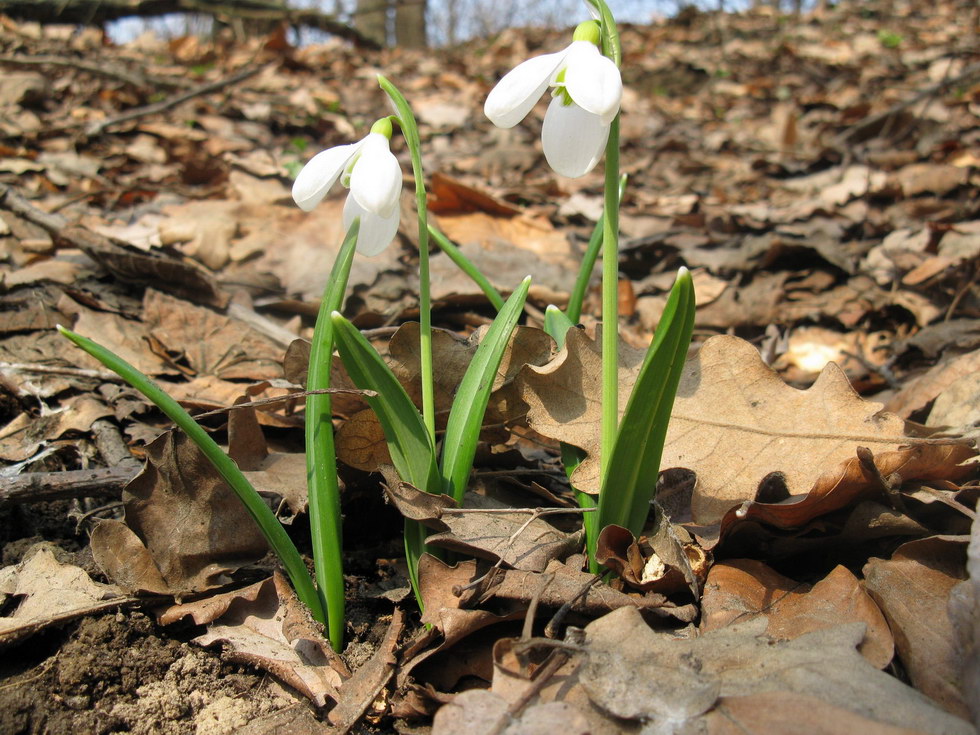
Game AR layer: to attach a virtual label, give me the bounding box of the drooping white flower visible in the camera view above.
[291,118,402,256]
[484,20,622,178]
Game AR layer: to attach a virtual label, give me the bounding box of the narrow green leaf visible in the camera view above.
[428,224,505,312]
[330,314,439,493]
[543,304,576,350]
[441,276,531,504]
[594,268,695,564]
[57,326,325,624]
[305,220,359,650]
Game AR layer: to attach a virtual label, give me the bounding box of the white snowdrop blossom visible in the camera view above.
[291,118,402,256]
[484,20,622,178]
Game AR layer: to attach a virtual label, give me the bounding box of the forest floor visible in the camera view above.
[0,1,979,733]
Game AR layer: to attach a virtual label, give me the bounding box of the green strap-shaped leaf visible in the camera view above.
[305,220,359,650]
[595,268,695,564]
[331,314,439,493]
[441,276,531,504]
[58,325,325,624]
[543,304,576,350]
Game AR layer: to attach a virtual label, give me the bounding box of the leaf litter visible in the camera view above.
[1,0,979,733]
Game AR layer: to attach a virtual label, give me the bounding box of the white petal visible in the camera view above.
[291,140,363,212]
[349,133,402,217]
[541,96,608,178]
[343,195,400,256]
[484,49,568,128]
[563,41,622,125]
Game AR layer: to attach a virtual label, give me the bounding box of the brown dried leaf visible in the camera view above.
[489,559,697,622]
[327,608,404,729]
[336,408,390,472]
[433,690,589,735]
[0,543,128,647]
[728,442,975,531]
[385,482,580,573]
[580,607,972,734]
[91,429,268,594]
[0,395,111,462]
[193,573,349,707]
[863,536,972,718]
[886,348,980,418]
[594,521,704,598]
[700,559,894,668]
[521,333,966,524]
[90,519,171,595]
[143,290,284,380]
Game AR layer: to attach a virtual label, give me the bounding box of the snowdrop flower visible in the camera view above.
[484,20,621,178]
[292,118,402,256]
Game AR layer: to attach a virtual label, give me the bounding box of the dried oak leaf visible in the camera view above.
[385,481,581,572]
[863,536,972,719]
[192,573,349,707]
[520,332,971,524]
[0,543,128,648]
[587,608,970,733]
[143,289,284,381]
[90,429,268,595]
[700,559,893,669]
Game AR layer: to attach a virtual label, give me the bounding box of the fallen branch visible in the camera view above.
[83,63,264,136]
[0,466,137,507]
[836,60,980,144]
[0,0,380,48]
[0,54,190,90]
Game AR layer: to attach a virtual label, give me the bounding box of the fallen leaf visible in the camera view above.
[521,332,942,524]
[143,290,285,380]
[385,481,581,573]
[700,559,894,668]
[327,608,404,729]
[864,536,972,718]
[193,573,349,707]
[886,348,980,418]
[580,608,971,733]
[726,442,974,531]
[0,543,129,647]
[433,690,589,735]
[90,429,269,594]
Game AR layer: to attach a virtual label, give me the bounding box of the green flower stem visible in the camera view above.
[600,115,621,482]
[594,0,622,489]
[428,224,505,312]
[306,221,359,651]
[567,173,627,325]
[57,325,325,625]
[379,75,435,443]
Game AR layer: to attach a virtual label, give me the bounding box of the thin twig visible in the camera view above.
[83,64,266,137]
[0,466,137,507]
[544,576,600,639]
[0,54,188,89]
[835,60,980,145]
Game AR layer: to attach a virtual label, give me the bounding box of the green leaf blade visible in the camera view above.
[331,314,439,493]
[305,220,359,650]
[596,268,695,554]
[441,276,531,504]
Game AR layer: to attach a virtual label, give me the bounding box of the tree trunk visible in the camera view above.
[395,0,426,48]
[355,0,388,47]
